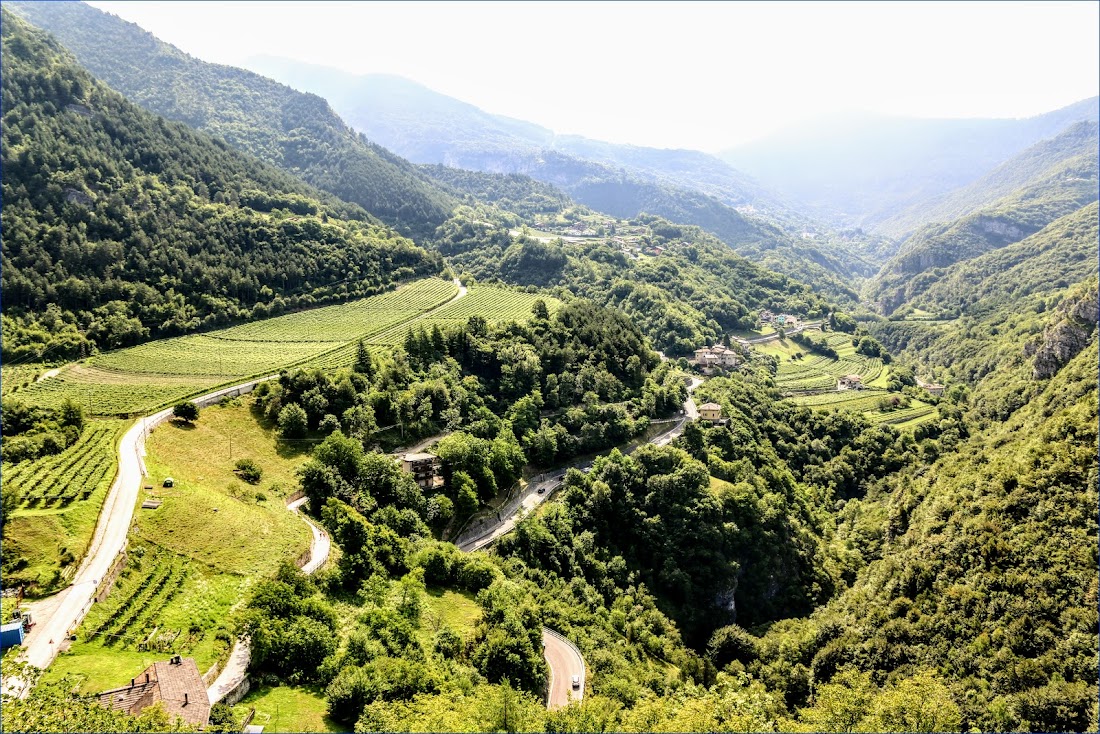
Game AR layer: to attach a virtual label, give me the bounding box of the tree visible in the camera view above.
[172,401,199,423]
[354,339,374,377]
[278,402,309,439]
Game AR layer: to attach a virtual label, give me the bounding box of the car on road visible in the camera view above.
[537,486,546,494]
[571,674,581,689]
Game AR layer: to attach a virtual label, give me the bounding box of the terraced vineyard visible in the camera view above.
[14,278,458,415]
[84,550,189,648]
[787,390,939,429]
[2,420,125,508]
[1,364,47,395]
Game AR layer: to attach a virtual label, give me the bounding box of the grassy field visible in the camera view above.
[43,398,314,690]
[422,587,482,637]
[14,278,457,416]
[137,399,311,576]
[2,419,127,595]
[231,684,341,733]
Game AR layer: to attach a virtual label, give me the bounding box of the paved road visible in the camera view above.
[543,628,585,709]
[5,377,276,699]
[287,497,330,575]
[456,376,703,552]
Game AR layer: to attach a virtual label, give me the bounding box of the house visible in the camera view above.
[96,656,210,729]
[759,309,775,323]
[401,452,444,491]
[775,314,800,329]
[838,374,863,390]
[917,379,945,396]
[698,402,724,422]
[691,344,740,371]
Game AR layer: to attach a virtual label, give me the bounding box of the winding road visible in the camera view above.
[543,628,585,709]
[455,376,703,552]
[9,278,467,699]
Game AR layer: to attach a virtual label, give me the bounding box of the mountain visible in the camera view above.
[878,120,1100,238]
[8,1,458,239]
[721,99,1099,234]
[244,57,878,298]
[868,125,1099,314]
[0,10,440,361]
[246,56,784,215]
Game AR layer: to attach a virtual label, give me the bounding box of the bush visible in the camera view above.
[234,458,263,484]
[172,401,199,423]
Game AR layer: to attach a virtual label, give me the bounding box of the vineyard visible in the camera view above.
[85,550,189,650]
[787,389,938,428]
[1,364,46,395]
[315,286,560,370]
[2,420,124,508]
[14,278,459,416]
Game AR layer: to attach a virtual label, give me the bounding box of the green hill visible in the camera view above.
[8,0,458,239]
[0,10,441,361]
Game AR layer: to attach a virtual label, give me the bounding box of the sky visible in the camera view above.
[89,1,1099,152]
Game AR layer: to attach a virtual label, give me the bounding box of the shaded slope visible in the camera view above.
[10,0,457,238]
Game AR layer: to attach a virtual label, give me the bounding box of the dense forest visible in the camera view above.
[8,0,458,239]
[0,11,441,361]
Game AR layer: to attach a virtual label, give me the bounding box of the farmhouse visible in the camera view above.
[698,402,725,423]
[401,452,444,490]
[838,374,863,390]
[691,344,740,370]
[917,378,945,396]
[96,656,210,729]
[759,309,775,323]
[775,313,800,329]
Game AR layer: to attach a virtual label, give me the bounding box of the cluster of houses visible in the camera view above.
[916,378,945,396]
[690,344,740,373]
[759,310,801,329]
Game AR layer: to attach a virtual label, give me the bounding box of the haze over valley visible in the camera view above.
[1,3,1097,732]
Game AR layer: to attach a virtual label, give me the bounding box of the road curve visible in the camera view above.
[543,628,585,709]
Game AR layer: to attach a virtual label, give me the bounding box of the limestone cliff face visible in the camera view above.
[1027,285,1099,379]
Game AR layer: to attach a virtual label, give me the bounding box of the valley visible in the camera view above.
[0,4,1096,733]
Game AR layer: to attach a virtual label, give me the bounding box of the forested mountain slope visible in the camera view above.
[246,56,877,296]
[0,12,441,361]
[722,99,1099,234]
[869,139,1098,314]
[877,120,1100,238]
[245,57,784,214]
[8,0,458,238]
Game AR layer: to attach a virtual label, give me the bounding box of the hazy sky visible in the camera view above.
[89,1,1099,152]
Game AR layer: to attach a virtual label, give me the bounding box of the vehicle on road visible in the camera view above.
[571,675,581,689]
[537,486,546,494]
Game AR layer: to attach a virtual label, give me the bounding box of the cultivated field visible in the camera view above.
[15,278,458,416]
[756,330,937,429]
[2,419,127,594]
[314,286,559,370]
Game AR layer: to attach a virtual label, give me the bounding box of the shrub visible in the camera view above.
[234,458,263,484]
[279,402,309,439]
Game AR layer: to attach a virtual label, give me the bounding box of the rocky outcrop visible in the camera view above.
[1028,285,1099,379]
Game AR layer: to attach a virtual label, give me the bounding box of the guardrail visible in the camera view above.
[542,626,585,705]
